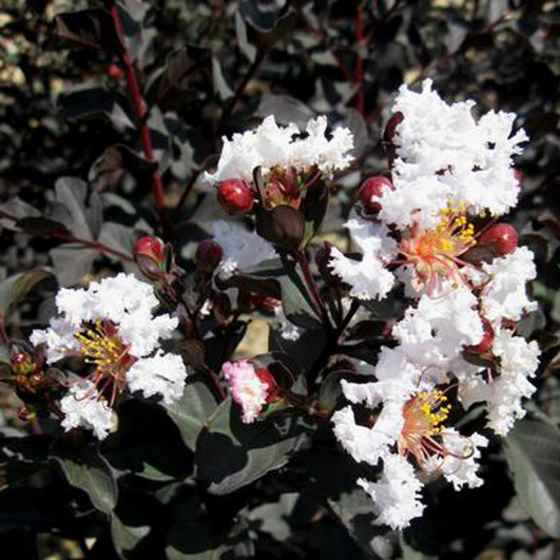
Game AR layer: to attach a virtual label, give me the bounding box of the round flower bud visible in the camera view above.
[478,224,518,256]
[134,236,166,281]
[196,239,223,273]
[217,179,254,214]
[465,317,494,354]
[359,176,393,213]
[107,64,123,79]
[135,236,164,261]
[513,169,523,184]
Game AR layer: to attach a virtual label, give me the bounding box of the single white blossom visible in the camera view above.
[205,115,354,184]
[31,274,188,432]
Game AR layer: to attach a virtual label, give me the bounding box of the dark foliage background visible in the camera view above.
[1,1,560,559]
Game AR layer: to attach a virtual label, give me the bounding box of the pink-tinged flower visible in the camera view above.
[221,360,277,423]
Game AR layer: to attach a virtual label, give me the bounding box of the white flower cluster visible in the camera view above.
[205,115,354,184]
[31,273,188,438]
[330,81,540,529]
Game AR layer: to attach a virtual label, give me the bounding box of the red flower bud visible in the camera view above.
[479,224,518,256]
[465,317,494,354]
[135,236,164,261]
[134,236,166,281]
[513,169,523,184]
[107,64,123,79]
[217,179,254,214]
[359,176,393,213]
[255,368,279,402]
[196,239,223,273]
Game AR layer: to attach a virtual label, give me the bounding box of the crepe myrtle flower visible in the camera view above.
[206,115,354,211]
[221,360,279,423]
[30,273,188,438]
[332,350,487,529]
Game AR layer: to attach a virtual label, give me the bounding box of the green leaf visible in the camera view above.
[166,516,254,560]
[52,177,103,239]
[196,398,309,495]
[55,9,124,54]
[51,438,118,515]
[299,182,329,248]
[103,400,193,481]
[57,85,135,130]
[50,244,98,287]
[235,11,257,63]
[0,268,53,316]
[504,416,560,537]
[163,372,219,451]
[111,490,164,559]
[277,447,382,556]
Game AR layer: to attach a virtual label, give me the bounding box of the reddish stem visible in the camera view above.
[53,230,135,262]
[0,209,134,262]
[109,2,170,238]
[295,251,332,331]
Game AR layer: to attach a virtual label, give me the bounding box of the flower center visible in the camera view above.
[397,390,452,467]
[399,204,477,293]
[74,320,133,404]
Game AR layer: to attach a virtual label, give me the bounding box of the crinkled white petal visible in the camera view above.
[59,381,114,440]
[481,246,538,323]
[212,220,277,279]
[393,285,483,370]
[332,405,402,467]
[487,330,540,435]
[329,218,397,300]
[358,454,425,530]
[126,351,187,405]
[427,429,487,490]
[455,329,539,436]
[381,79,526,230]
[204,115,353,184]
[222,360,269,423]
[290,116,355,177]
[30,317,79,363]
